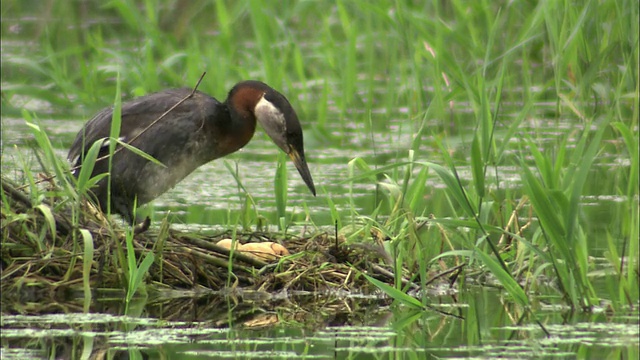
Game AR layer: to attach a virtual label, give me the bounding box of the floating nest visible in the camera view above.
[2,175,451,308]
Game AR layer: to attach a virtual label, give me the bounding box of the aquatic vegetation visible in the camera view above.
[1,0,638,358]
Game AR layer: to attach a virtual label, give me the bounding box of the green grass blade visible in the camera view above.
[475,249,529,307]
[114,138,166,167]
[611,122,638,197]
[75,139,105,191]
[79,228,94,313]
[105,73,122,216]
[470,134,485,199]
[132,252,155,296]
[520,160,566,242]
[35,204,56,249]
[427,162,476,218]
[274,152,288,229]
[362,272,424,309]
[406,166,430,214]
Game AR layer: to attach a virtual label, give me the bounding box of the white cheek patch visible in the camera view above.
[254,96,288,151]
[255,96,286,131]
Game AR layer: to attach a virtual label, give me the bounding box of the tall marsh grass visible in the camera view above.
[1,0,637,315]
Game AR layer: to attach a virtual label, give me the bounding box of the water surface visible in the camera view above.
[1,2,637,359]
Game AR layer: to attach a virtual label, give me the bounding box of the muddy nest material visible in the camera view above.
[1,176,405,301]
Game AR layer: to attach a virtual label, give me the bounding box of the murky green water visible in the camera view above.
[2,87,637,359]
[2,1,638,359]
[2,290,638,359]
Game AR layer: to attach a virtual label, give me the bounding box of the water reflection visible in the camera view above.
[1,289,637,359]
